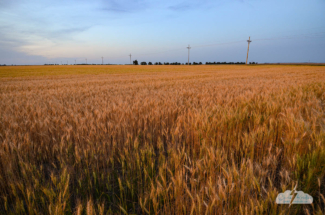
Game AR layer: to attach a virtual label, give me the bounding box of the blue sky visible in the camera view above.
[0,0,324,65]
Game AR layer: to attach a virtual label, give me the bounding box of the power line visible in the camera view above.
[65,29,325,65]
[192,40,246,48]
[255,33,325,41]
[128,31,324,61]
[135,47,185,56]
[254,30,325,41]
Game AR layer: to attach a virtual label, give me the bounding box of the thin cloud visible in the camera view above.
[167,0,224,12]
[23,26,93,41]
[0,0,19,8]
[100,0,148,13]
[2,24,92,45]
[0,43,48,65]
[168,3,191,11]
[101,8,129,13]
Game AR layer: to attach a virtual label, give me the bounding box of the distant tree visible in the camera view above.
[141,62,147,65]
[133,60,138,65]
[154,62,159,65]
[158,62,162,65]
[148,62,153,65]
[199,62,202,65]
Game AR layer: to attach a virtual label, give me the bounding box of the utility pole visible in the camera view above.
[129,54,132,64]
[186,45,191,65]
[246,37,252,65]
[101,57,103,65]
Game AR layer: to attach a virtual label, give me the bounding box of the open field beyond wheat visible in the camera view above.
[0,65,325,214]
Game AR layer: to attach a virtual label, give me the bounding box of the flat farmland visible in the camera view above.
[0,65,325,214]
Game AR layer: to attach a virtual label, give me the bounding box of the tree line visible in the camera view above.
[133,60,257,65]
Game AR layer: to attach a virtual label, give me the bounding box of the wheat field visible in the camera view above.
[0,65,325,214]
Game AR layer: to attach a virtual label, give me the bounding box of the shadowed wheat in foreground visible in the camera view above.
[0,65,325,214]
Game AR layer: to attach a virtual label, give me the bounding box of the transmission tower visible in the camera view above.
[186,45,191,65]
[129,54,132,64]
[246,37,252,65]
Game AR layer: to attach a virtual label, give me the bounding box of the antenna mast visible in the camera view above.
[186,45,191,65]
[246,37,252,65]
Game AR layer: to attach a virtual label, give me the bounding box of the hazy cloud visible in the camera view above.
[167,0,223,12]
[168,3,191,11]
[0,44,47,65]
[0,0,324,64]
[0,0,20,8]
[100,0,148,13]
[19,26,92,41]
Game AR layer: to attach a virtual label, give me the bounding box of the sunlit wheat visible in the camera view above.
[0,65,324,214]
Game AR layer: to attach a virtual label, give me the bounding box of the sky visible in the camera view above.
[0,0,324,65]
